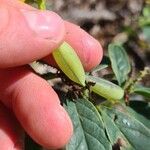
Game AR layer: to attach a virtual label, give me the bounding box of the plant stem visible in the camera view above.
[124,67,150,94]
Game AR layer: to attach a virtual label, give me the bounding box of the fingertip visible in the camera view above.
[21,10,65,44]
[79,32,103,71]
[0,68,73,149]
[0,67,73,149]
[0,3,65,68]
[13,80,73,149]
[39,105,73,149]
[64,21,103,71]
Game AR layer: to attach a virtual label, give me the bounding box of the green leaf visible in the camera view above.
[86,75,124,101]
[139,6,150,26]
[139,16,150,26]
[102,106,150,150]
[90,64,108,74]
[142,26,150,42]
[100,110,132,150]
[53,42,85,86]
[128,101,150,128]
[108,44,131,85]
[133,85,150,99]
[64,99,111,150]
[143,6,150,18]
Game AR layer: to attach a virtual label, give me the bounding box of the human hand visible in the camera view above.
[0,0,103,149]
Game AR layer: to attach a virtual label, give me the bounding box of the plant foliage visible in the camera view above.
[24,1,150,149]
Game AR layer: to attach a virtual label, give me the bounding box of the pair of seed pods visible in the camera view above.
[53,42,124,101]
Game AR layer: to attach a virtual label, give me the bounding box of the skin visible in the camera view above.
[0,0,103,149]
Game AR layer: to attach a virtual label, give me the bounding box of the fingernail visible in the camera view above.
[21,10,64,40]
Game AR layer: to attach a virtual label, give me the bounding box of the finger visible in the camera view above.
[0,102,24,150]
[0,0,65,68]
[0,67,73,149]
[44,21,103,71]
[65,21,103,71]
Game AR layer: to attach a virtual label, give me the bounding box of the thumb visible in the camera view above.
[0,0,65,68]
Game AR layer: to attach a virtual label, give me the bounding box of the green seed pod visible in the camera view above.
[53,42,85,86]
[86,75,124,100]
